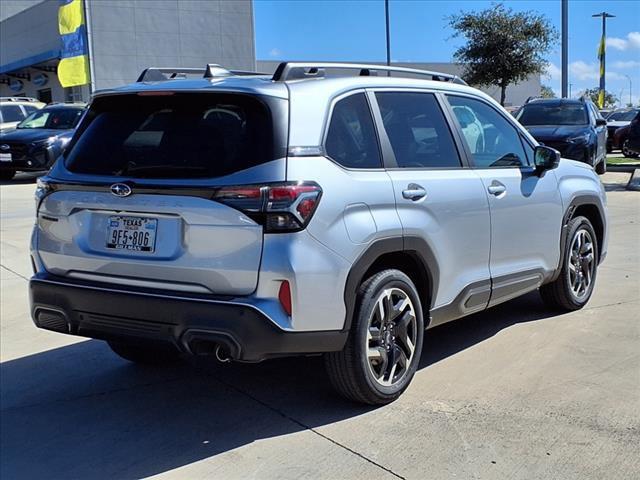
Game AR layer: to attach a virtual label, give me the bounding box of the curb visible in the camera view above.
[607,164,640,173]
[626,169,640,191]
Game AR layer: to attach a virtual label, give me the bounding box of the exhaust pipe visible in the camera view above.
[215,344,232,363]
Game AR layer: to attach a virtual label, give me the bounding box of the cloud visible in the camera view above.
[607,31,640,51]
[612,60,640,69]
[268,48,282,57]
[569,61,625,81]
[544,62,561,81]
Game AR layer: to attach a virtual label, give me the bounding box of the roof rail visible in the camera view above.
[271,62,467,85]
[0,96,41,102]
[136,64,268,82]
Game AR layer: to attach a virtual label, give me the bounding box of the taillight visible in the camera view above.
[211,182,322,233]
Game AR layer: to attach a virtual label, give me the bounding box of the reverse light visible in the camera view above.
[278,280,292,316]
[212,182,322,233]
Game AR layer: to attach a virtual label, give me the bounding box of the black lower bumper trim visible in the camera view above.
[29,273,347,362]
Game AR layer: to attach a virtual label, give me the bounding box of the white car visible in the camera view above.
[0,97,45,132]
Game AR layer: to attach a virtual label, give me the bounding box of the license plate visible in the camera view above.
[0,153,11,162]
[106,216,157,252]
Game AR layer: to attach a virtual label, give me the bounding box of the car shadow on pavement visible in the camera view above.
[1,292,556,479]
[0,172,41,186]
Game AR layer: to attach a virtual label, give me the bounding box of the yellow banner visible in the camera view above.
[58,0,84,35]
[58,55,90,88]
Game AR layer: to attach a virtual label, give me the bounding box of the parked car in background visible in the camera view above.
[0,103,85,180]
[600,108,614,119]
[605,108,640,152]
[623,111,640,158]
[0,97,45,132]
[515,98,607,174]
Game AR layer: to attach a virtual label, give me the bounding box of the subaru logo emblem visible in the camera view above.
[0,144,9,151]
[110,183,132,197]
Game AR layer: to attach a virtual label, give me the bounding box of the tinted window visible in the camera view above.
[376,92,461,168]
[516,103,588,126]
[65,93,280,179]
[448,95,527,168]
[325,93,381,168]
[608,110,638,121]
[18,108,82,130]
[23,105,40,115]
[0,104,25,123]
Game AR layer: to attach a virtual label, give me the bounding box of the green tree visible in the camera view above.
[582,88,618,108]
[540,85,556,98]
[449,3,558,106]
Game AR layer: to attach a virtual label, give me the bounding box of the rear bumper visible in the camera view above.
[29,273,347,362]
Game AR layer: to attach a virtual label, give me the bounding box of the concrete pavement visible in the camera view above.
[1,172,638,479]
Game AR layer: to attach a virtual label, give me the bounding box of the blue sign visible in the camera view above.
[9,78,23,92]
[32,72,48,87]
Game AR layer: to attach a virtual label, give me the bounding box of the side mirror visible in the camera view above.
[596,118,607,126]
[534,145,560,172]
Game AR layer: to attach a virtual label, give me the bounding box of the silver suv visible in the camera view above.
[29,63,608,404]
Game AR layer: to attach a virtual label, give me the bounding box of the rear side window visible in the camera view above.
[325,93,382,168]
[1,104,25,123]
[65,93,283,179]
[375,92,461,168]
[23,105,40,115]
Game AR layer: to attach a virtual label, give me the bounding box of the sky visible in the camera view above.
[254,0,640,106]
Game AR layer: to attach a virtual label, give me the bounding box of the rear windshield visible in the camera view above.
[65,93,284,179]
[516,103,588,126]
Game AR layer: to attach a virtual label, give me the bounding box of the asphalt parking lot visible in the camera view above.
[1,172,639,480]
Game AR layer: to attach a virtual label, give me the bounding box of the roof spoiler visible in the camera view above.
[136,64,268,82]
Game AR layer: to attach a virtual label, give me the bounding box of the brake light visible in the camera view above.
[211,182,322,233]
[278,280,292,316]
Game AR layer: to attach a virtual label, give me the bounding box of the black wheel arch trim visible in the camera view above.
[342,235,439,333]
[549,193,606,282]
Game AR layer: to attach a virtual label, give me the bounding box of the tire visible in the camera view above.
[325,269,424,405]
[622,139,639,158]
[595,158,606,175]
[0,170,15,181]
[108,340,181,365]
[540,216,598,311]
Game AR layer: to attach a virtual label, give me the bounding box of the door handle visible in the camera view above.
[487,181,506,196]
[402,183,427,200]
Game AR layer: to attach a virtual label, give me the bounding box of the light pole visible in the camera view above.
[569,83,573,98]
[592,12,615,108]
[624,74,632,106]
[385,0,391,76]
[561,0,568,98]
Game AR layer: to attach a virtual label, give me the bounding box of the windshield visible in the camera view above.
[607,110,638,122]
[65,93,285,179]
[18,108,83,130]
[516,104,588,126]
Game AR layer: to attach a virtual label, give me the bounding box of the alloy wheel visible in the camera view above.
[568,229,595,299]
[366,288,417,387]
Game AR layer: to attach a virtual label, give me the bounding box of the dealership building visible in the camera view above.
[0,0,256,103]
[1,0,538,107]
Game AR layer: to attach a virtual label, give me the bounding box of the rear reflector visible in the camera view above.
[278,281,292,316]
[212,182,322,233]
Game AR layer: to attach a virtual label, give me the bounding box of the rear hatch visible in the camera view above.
[36,91,288,295]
